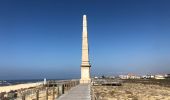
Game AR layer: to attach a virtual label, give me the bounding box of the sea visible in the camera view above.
[0,79,66,86]
[0,79,43,86]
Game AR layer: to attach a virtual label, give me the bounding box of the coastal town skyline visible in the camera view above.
[0,0,170,79]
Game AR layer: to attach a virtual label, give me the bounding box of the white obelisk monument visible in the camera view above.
[80,15,91,84]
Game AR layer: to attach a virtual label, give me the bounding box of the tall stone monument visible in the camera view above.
[80,15,91,84]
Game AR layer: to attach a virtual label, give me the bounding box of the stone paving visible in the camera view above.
[57,84,91,100]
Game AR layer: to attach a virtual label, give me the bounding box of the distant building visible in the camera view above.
[142,75,155,79]
[165,74,170,78]
[108,76,115,79]
[119,74,140,79]
[155,75,165,79]
[94,76,98,79]
[150,75,155,78]
[119,75,129,79]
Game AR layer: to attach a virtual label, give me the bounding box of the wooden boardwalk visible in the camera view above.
[57,84,91,100]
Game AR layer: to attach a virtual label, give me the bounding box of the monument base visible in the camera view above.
[80,66,91,84]
[80,79,91,84]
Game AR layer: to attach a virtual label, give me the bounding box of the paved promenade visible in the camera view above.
[57,84,91,100]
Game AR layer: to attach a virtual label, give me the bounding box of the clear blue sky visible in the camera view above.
[0,0,170,80]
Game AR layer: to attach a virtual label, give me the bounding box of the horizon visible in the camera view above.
[0,0,170,80]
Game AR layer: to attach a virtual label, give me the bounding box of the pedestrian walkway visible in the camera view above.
[57,84,91,100]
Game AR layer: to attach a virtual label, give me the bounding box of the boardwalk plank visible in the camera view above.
[57,84,91,100]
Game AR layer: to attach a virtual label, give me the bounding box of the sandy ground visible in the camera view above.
[16,90,57,100]
[0,82,42,93]
[15,87,58,100]
[92,83,170,100]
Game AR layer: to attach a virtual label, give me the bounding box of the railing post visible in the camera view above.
[57,86,60,98]
[65,84,67,91]
[72,81,74,87]
[55,87,58,98]
[52,86,55,100]
[36,90,39,100]
[75,81,76,85]
[73,81,75,87]
[77,81,79,85]
[22,93,25,100]
[69,82,71,89]
[58,84,64,96]
[46,87,48,100]
[0,92,5,100]
[66,83,68,91]
[70,82,72,88]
